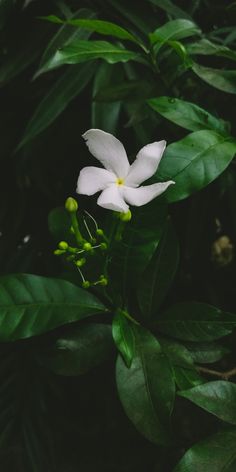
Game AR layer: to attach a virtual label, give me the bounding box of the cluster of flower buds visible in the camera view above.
[54,197,109,288]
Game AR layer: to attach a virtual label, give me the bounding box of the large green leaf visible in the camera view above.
[41,323,113,376]
[138,219,179,318]
[184,342,229,364]
[112,310,135,367]
[178,381,236,425]
[42,16,139,44]
[192,63,236,94]
[174,428,236,471]
[156,302,236,342]
[18,61,96,149]
[42,40,140,72]
[116,325,175,444]
[147,0,191,20]
[0,274,107,341]
[148,96,229,134]
[174,366,204,390]
[187,39,236,62]
[156,130,236,202]
[150,19,201,53]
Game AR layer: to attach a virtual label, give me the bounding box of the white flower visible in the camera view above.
[76,129,174,212]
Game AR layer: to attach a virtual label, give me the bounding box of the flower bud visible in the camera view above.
[82,280,90,289]
[58,241,68,250]
[65,197,78,213]
[83,242,92,251]
[75,258,86,267]
[100,242,107,250]
[99,275,108,286]
[96,228,104,236]
[119,210,132,222]
[54,249,65,255]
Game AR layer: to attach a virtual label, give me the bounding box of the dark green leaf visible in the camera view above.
[48,206,71,243]
[192,63,236,94]
[148,96,229,134]
[42,323,113,376]
[156,302,236,342]
[174,366,204,390]
[42,16,139,44]
[158,338,194,369]
[112,311,135,367]
[138,219,179,318]
[147,0,192,20]
[116,325,175,444]
[42,40,140,72]
[156,130,236,202]
[187,39,236,61]
[0,274,107,341]
[179,381,236,424]
[150,19,201,53]
[174,428,236,471]
[18,61,96,149]
[184,342,229,364]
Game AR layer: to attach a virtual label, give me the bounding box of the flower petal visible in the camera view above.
[76,166,116,195]
[82,129,130,178]
[125,140,166,187]
[97,184,129,212]
[123,181,174,207]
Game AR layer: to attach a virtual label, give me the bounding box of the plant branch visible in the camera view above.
[197,366,236,380]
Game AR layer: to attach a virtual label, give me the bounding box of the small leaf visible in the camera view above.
[174,428,236,471]
[187,38,236,62]
[149,19,201,53]
[148,96,229,134]
[112,311,135,367]
[116,325,175,444]
[178,381,236,424]
[184,342,229,364]
[0,274,107,341]
[192,63,236,94]
[174,366,204,390]
[156,130,236,202]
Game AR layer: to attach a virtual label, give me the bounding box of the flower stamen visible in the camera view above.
[116,177,124,186]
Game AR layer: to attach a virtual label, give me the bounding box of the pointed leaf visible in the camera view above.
[192,63,236,94]
[112,311,135,367]
[187,39,236,62]
[150,19,201,53]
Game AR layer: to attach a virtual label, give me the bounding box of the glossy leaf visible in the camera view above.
[158,338,194,369]
[0,274,107,341]
[187,39,236,61]
[42,16,139,44]
[192,63,236,94]
[42,323,113,376]
[184,342,229,364]
[148,96,229,134]
[174,428,236,471]
[156,130,236,202]
[156,302,236,342]
[42,40,139,72]
[116,325,175,444]
[18,61,96,148]
[174,366,204,390]
[112,311,135,367]
[138,219,179,318]
[150,19,201,52]
[179,381,236,424]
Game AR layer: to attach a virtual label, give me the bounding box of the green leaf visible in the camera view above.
[41,16,139,44]
[156,130,236,202]
[138,219,179,318]
[48,206,72,243]
[0,274,107,341]
[18,61,96,149]
[156,302,236,342]
[112,311,135,367]
[174,428,236,471]
[187,39,236,62]
[150,19,201,53]
[174,366,204,390]
[116,325,175,444]
[147,0,192,20]
[192,63,236,94]
[42,40,139,72]
[42,323,113,376]
[184,342,229,364]
[178,381,236,425]
[148,96,229,134]
[158,338,194,369]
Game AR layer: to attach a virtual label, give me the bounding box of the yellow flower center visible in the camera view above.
[116,177,124,186]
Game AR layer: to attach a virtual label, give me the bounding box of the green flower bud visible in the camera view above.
[83,242,92,251]
[119,210,132,222]
[75,258,86,267]
[99,275,108,286]
[54,249,65,255]
[65,197,78,213]
[100,242,107,250]
[96,228,104,236]
[66,254,75,261]
[82,280,90,289]
[58,241,68,250]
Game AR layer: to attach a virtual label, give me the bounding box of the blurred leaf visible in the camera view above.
[112,310,135,367]
[156,130,236,202]
[184,342,229,364]
[116,325,175,444]
[174,366,204,390]
[48,206,71,243]
[41,16,140,44]
[95,79,153,102]
[18,61,97,148]
[148,96,230,134]
[150,19,201,53]
[156,302,236,342]
[107,0,156,34]
[147,0,192,20]
[42,40,140,72]
[138,219,179,318]
[192,63,236,94]
[179,381,236,424]
[187,38,236,61]
[42,323,113,376]
[174,428,236,471]
[0,274,107,341]
[0,0,15,30]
